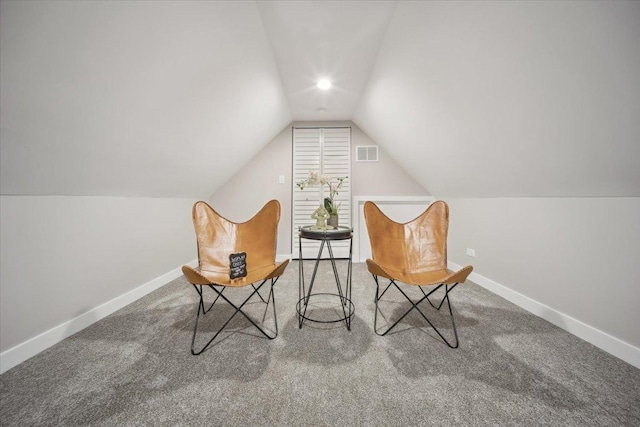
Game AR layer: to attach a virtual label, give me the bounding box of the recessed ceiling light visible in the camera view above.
[317,79,332,90]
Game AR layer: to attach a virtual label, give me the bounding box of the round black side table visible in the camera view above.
[297,225,354,330]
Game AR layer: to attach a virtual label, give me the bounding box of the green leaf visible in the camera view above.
[324,197,332,212]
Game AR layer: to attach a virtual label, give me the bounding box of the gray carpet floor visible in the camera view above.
[1,261,639,426]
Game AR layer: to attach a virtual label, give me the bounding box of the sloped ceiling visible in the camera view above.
[257,1,396,121]
[0,1,291,197]
[354,1,640,197]
[2,1,639,198]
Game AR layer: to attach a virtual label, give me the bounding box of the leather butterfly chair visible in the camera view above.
[182,200,289,355]
[364,200,473,348]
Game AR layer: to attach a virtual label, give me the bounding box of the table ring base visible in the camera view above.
[298,225,354,331]
[296,293,355,327]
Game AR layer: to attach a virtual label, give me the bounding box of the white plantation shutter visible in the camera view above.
[293,127,351,259]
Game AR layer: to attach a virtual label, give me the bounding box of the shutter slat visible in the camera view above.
[293,127,351,258]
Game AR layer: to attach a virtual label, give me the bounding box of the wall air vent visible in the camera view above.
[356,145,378,162]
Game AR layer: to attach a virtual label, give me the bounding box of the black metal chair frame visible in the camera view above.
[190,277,281,355]
[372,275,460,348]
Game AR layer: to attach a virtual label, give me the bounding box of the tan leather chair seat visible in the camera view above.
[364,200,473,348]
[182,200,289,355]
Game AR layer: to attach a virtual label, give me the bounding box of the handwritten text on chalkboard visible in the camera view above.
[229,252,247,280]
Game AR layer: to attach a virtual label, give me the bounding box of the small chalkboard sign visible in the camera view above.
[229,252,247,280]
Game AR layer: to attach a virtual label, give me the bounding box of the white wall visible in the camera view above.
[207,123,294,256]
[210,121,429,256]
[446,197,640,363]
[349,124,427,199]
[0,195,196,371]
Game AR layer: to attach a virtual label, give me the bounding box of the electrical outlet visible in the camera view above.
[278,175,285,184]
[466,248,476,257]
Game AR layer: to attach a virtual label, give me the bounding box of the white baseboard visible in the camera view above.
[276,253,293,262]
[0,259,198,374]
[448,261,640,369]
[5,259,636,373]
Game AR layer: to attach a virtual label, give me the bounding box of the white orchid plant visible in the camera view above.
[296,171,347,215]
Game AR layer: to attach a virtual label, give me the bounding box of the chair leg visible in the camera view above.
[420,283,458,310]
[372,275,460,348]
[200,285,225,314]
[260,281,278,327]
[190,277,280,355]
[252,283,268,303]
